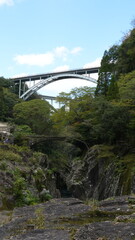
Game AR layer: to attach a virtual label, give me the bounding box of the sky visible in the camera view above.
[0,0,135,97]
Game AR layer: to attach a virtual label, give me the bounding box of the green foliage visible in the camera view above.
[40,192,52,201]
[52,87,130,148]
[115,154,135,195]
[117,70,135,145]
[96,28,135,100]
[84,198,99,210]
[0,86,6,120]
[6,143,31,154]
[97,103,129,144]
[0,161,7,170]
[0,77,12,88]
[29,151,45,165]
[52,87,94,133]
[118,70,135,103]
[3,87,21,119]
[117,28,135,75]
[96,145,115,159]
[13,99,53,134]
[23,190,39,205]
[95,45,119,96]
[107,77,119,100]
[0,25,135,208]
[12,168,39,206]
[34,167,46,192]
[0,148,22,163]
[48,148,68,169]
[13,124,33,146]
[13,170,27,206]
[0,77,20,121]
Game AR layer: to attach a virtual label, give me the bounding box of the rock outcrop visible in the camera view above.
[66,145,135,200]
[0,196,135,240]
[0,143,60,209]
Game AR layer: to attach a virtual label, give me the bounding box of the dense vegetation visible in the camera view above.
[0,25,135,207]
[1,27,135,149]
[51,27,135,149]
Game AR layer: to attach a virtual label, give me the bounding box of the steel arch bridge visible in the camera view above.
[11,67,99,100]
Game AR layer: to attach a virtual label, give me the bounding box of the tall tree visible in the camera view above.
[107,76,119,100]
[0,86,5,120]
[117,28,135,75]
[95,45,119,97]
[117,70,135,103]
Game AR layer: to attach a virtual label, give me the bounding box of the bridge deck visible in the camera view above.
[11,67,99,82]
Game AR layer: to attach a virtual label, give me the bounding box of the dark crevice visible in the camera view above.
[55,172,72,198]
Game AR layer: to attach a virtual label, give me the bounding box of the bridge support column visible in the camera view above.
[51,99,53,106]
[19,80,22,98]
[23,82,26,94]
[59,102,61,108]
[29,78,32,87]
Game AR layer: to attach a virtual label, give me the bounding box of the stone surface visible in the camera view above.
[74,222,135,240]
[11,229,70,240]
[0,196,135,240]
[0,198,90,240]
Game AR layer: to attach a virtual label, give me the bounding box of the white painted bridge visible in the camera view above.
[11,67,99,100]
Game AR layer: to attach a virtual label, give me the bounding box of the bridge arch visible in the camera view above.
[20,73,97,100]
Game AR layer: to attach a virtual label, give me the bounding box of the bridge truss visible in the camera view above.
[11,67,99,100]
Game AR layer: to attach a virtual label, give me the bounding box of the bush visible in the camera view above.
[0,149,22,162]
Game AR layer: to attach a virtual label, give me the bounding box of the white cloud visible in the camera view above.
[53,46,82,61]
[83,58,101,81]
[53,46,69,62]
[54,46,69,58]
[14,46,83,67]
[71,47,82,54]
[53,65,69,72]
[14,53,54,66]
[83,57,101,68]
[0,0,14,6]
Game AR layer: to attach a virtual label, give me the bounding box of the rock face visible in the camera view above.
[0,143,60,209]
[1,141,135,212]
[66,145,135,200]
[0,196,135,240]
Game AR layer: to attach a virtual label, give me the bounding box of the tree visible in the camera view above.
[99,104,129,144]
[0,77,20,121]
[107,76,119,100]
[0,77,12,88]
[117,70,135,145]
[13,99,53,135]
[117,28,135,75]
[95,45,119,96]
[52,87,96,149]
[117,70,135,103]
[53,87,95,129]
[3,88,21,119]
[0,86,5,120]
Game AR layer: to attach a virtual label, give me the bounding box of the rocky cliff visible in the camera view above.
[0,143,60,210]
[0,141,135,210]
[66,144,135,200]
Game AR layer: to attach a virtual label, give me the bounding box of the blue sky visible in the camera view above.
[0,0,135,96]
